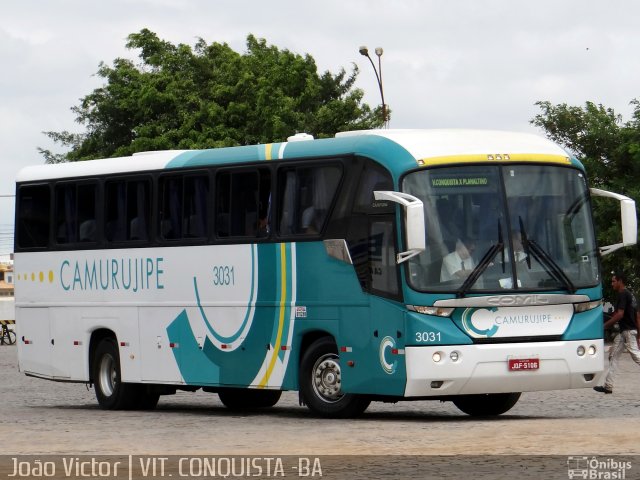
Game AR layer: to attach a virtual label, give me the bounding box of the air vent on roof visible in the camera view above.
[287,133,314,142]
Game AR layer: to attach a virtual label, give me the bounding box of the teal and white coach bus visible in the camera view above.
[14,129,637,417]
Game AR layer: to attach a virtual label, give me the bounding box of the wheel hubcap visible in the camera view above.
[98,353,117,397]
[312,353,343,403]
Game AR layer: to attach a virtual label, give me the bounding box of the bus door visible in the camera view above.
[343,161,406,395]
[368,216,406,395]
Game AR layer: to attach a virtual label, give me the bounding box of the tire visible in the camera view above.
[299,337,370,418]
[218,388,282,410]
[452,392,521,416]
[92,338,139,410]
[3,329,16,345]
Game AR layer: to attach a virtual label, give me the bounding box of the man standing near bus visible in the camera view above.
[594,271,640,394]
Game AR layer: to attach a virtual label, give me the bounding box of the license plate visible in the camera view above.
[508,358,539,371]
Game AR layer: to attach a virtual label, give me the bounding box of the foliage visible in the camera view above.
[531,100,640,294]
[40,29,383,162]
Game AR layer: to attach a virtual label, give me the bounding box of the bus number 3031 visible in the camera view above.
[212,266,235,286]
[416,331,441,342]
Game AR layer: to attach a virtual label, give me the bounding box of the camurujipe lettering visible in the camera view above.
[495,313,552,325]
[60,257,164,292]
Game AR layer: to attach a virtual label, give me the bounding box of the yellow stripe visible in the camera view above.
[258,243,287,387]
[417,153,571,166]
[0,320,15,325]
[265,144,273,161]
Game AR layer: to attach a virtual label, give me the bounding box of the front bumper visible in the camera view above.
[404,340,603,396]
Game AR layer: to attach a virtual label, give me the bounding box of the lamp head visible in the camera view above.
[375,47,383,57]
[359,46,369,56]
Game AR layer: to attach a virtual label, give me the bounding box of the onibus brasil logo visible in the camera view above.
[567,456,632,479]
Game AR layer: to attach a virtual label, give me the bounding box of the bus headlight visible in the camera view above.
[408,306,454,317]
[577,346,586,357]
[574,300,602,313]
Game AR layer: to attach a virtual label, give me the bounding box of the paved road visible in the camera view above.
[1,343,639,478]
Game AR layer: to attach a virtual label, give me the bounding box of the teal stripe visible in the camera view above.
[166,145,266,169]
[163,136,416,182]
[167,310,220,384]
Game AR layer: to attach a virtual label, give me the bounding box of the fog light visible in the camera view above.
[577,346,586,357]
[450,351,459,362]
[588,345,597,356]
[432,352,442,363]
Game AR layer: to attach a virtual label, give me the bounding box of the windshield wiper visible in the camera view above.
[518,217,576,293]
[456,221,504,298]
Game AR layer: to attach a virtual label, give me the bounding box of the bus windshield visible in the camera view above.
[403,164,599,294]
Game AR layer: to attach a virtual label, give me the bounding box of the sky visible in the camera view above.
[1,0,639,257]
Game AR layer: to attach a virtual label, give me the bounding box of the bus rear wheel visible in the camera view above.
[218,388,282,409]
[92,338,140,410]
[452,392,521,416]
[299,337,370,418]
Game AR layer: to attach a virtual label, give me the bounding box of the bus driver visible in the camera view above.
[440,237,476,282]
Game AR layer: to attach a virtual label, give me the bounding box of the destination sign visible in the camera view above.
[431,177,489,187]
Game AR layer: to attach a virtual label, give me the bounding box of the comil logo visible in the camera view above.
[486,294,551,306]
[567,456,632,479]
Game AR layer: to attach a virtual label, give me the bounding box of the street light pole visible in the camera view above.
[359,45,388,127]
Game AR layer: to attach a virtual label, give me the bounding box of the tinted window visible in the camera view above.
[17,185,50,249]
[159,174,209,240]
[55,182,98,244]
[105,179,151,242]
[216,168,271,238]
[353,164,394,214]
[277,165,342,236]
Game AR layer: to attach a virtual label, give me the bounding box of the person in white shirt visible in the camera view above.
[441,237,476,282]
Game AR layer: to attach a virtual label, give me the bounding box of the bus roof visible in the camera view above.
[16,129,575,183]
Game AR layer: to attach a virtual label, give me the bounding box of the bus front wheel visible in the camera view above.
[299,337,370,418]
[92,338,140,410]
[452,392,521,416]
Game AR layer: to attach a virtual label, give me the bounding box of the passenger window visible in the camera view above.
[353,164,394,214]
[17,185,50,249]
[277,165,342,236]
[159,174,209,240]
[216,168,271,238]
[105,179,151,242]
[55,182,98,244]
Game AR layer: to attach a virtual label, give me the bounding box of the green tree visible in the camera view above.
[531,100,640,291]
[39,29,383,162]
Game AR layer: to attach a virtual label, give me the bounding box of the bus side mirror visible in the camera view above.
[590,188,637,255]
[374,191,425,263]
